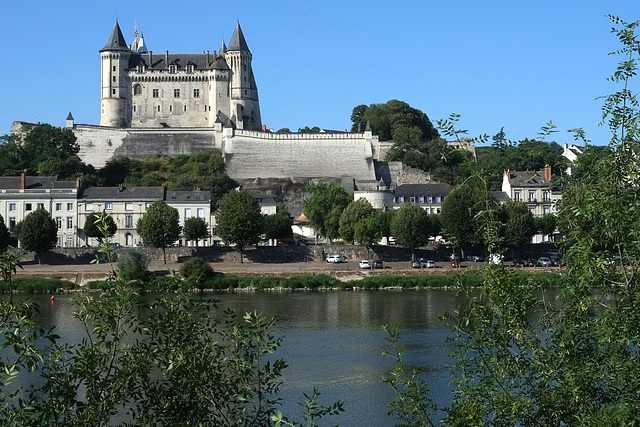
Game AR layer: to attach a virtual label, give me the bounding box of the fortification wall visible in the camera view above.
[223,130,377,181]
[74,126,220,168]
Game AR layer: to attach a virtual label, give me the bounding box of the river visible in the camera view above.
[21,290,461,426]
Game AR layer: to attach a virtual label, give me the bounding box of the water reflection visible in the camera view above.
[12,290,462,426]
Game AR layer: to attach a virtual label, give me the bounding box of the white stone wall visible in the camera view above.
[223,130,377,181]
[353,190,394,210]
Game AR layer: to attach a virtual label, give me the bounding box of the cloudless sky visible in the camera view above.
[0,0,637,145]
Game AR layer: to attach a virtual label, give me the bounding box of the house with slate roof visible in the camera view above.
[0,174,211,248]
[501,164,562,242]
[100,21,261,130]
[392,183,455,214]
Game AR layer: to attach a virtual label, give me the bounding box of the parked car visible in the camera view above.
[373,260,384,269]
[537,256,552,267]
[512,258,525,267]
[109,242,122,248]
[450,259,460,268]
[326,254,344,263]
[425,260,436,268]
[411,260,422,268]
[449,253,461,261]
[468,255,484,262]
[359,260,371,269]
[524,258,538,267]
[550,256,562,266]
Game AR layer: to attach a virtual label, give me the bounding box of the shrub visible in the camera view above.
[0,277,76,293]
[179,257,214,288]
[117,250,149,283]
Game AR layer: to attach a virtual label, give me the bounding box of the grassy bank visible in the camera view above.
[0,277,77,293]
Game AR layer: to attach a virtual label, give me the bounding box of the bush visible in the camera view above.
[117,250,149,283]
[179,257,214,288]
[0,277,77,293]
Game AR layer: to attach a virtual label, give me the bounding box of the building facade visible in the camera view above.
[100,21,261,130]
[0,174,211,248]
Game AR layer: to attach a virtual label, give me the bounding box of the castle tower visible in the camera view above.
[100,22,132,127]
[209,56,232,124]
[225,22,261,130]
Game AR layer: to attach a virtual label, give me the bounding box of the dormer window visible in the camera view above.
[169,64,177,73]
[136,64,146,73]
[186,64,194,73]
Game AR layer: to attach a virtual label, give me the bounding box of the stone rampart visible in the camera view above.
[224,130,376,181]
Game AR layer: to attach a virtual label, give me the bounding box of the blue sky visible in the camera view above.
[0,0,637,145]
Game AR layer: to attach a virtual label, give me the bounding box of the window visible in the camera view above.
[8,203,15,211]
[197,208,204,218]
[57,237,62,247]
[112,76,116,82]
[67,203,73,211]
[529,207,535,214]
[418,196,424,203]
[427,196,433,203]
[435,196,442,203]
[37,203,44,210]
[193,89,200,98]
[157,105,160,112]
[514,191,521,202]
[542,191,550,202]
[25,203,32,211]
[9,218,15,230]
[174,89,180,98]
[85,202,93,211]
[185,208,192,219]
[65,237,73,248]
[105,202,113,210]
[112,89,116,95]
[134,84,142,95]
[125,203,133,211]
[398,196,405,203]
[529,191,535,202]
[133,105,136,113]
[543,207,550,215]
[67,217,73,229]
[153,89,159,98]
[56,217,62,229]
[55,203,62,211]
[169,105,172,112]
[410,196,416,203]
[125,215,133,228]
[112,66,116,72]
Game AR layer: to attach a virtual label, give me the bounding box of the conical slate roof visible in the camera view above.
[101,21,129,52]
[228,22,249,51]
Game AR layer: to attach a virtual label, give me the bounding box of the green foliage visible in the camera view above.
[297,126,321,133]
[338,198,374,243]
[216,189,264,262]
[390,204,432,258]
[137,200,181,263]
[15,208,57,254]
[350,100,439,142]
[439,181,486,255]
[498,201,536,253]
[272,388,344,427]
[354,216,382,252]
[0,214,9,251]
[533,213,557,239]
[182,216,209,246]
[0,277,76,293]
[303,181,351,239]
[275,127,292,134]
[82,211,117,240]
[264,204,293,241]
[99,152,237,206]
[117,249,149,283]
[179,257,215,289]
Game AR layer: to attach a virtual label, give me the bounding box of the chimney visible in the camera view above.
[148,50,153,65]
[161,183,166,199]
[76,176,83,189]
[20,170,26,190]
[165,50,169,65]
[118,183,124,192]
[261,125,266,132]
[544,164,551,182]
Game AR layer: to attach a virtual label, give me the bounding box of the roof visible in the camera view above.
[165,190,210,203]
[506,171,552,188]
[228,22,249,51]
[393,183,454,197]
[80,186,164,200]
[129,52,224,71]
[490,190,511,202]
[210,56,230,70]
[0,176,77,190]
[100,21,129,52]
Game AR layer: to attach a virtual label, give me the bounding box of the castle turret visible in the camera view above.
[209,57,232,124]
[225,22,261,130]
[100,21,132,127]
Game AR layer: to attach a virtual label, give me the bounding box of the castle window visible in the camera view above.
[174,89,180,98]
[113,66,116,72]
[112,76,116,82]
[169,105,172,112]
[134,84,142,95]
[244,90,247,95]
[184,105,187,112]
[243,64,247,71]
[186,64,194,73]
[133,105,136,112]
[193,89,200,98]
[169,64,177,73]
[153,89,159,98]
[112,89,116,95]
[157,105,160,112]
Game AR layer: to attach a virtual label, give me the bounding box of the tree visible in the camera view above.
[216,190,264,263]
[0,214,10,251]
[137,200,181,264]
[275,127,292,134]
[498,201,536,255]
[83,212,117,243]
[354,216,382,257]
[303,181,351,240]
[534,214,557,242]
[183,217,209,247]
[338,198,374,243]
[390,203,430,260]
[15,208,57,257]
[297,126,321,134]
[263,204,293,244]
[439,181,485,258]
[375,209,396,245]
